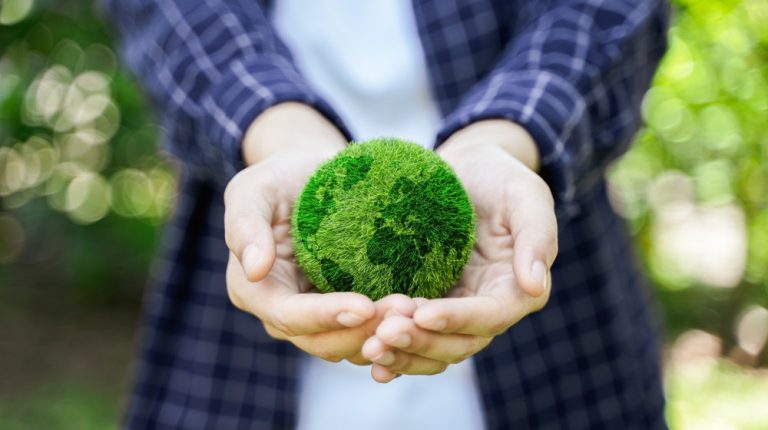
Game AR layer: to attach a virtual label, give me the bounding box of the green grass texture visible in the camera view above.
[292,138,476,300]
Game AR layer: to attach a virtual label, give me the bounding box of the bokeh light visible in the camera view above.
[0,0,34,25]
[735,305,768,358]
[0,146,26,196]
[65,172,111,224]
[610,0,768,300]
[110,168,154,218]
[3,29,175,228]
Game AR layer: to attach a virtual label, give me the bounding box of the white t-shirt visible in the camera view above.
[271,1,485,429]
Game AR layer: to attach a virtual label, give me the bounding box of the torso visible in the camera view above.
[271,1,486,429]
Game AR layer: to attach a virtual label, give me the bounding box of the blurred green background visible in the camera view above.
[1,0,767,428]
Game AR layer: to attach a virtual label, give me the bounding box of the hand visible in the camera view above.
[225,103,411,364]
[362,120,558,381]
[228,252,415,363]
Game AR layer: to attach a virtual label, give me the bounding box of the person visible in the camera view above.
[104,0,670,428]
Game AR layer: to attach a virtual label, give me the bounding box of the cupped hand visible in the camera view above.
[225,103,415,364]
[362,120,558,382]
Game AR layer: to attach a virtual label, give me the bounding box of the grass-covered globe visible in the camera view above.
[291,138,476,300]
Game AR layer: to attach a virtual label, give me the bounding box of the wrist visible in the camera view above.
[438,120,540,172]
[242,102,348,165]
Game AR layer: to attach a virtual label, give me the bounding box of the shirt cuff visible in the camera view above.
[203,55,352,181]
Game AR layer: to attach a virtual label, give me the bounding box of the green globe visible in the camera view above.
[291,138,476,300]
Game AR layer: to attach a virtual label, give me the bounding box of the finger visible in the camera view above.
[361,334,390,362]
[229,259,376,335]
[262,321,289,340]
[508,186,558,297]
[272,295,417,362]
[347,353,370,366]
[224,168,277,282]
[282,295,416,363]
[371,364,399,383]
[269,292,377,336]
[375,294,418,319]
[412,286,533,337]
[376,315,490,363]
[362,336,448,375]
[290,328,370,363]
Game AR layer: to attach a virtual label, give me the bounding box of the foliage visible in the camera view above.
[293,139,475,300]
[666,361,768,429]
[607,0,768,360]
[0,379,121,430]
[0,1,176,302]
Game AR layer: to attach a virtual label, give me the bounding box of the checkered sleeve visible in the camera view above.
[436,0,669,220]
[102,0,350,185]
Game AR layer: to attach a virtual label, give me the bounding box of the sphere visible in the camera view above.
[291,138,475,300]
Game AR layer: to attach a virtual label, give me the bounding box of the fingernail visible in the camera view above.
[385,373,402,383]
[337,312,366,327]
[373,351,395,366]
[531,260,547,289]
[391,334,411,348]
[242,244,259,274]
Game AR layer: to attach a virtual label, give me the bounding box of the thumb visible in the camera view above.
[509,195,558,297]
[224,169,277,282]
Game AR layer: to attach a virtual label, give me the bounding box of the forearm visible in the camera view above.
[242,103,348,166]
[438,120,540,172]
[436,0,669,220]
[104,0,351,184]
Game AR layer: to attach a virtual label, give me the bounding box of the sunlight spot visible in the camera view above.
[110,169,153,217]
[27,65,71,125]
[664,33,696,80]
[0,147,26,196]
[73,71,110,93]
[693,160,735,205]
[735,305,768,357]
[65,172,111,224]
[73,94,111,125]
[669,330,721,367]
[57,131,110,172]
[651,201,747,289]
[147,167,177,221]
[0,0,34,25]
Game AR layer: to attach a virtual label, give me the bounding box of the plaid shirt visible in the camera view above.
[105,0,670,428]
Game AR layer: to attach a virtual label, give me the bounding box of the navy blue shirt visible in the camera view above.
[105,0,670,428]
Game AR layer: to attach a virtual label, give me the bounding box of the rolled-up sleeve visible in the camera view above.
[102,0,350,185]
[436,0,670,221]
